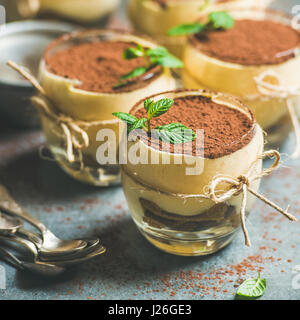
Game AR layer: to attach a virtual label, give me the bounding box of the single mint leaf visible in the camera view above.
[155,123,196,144]
[153,53,184,68]
[147,46,184,68]
[119,66,147,81]
[144,99,153,112]
[155,123,190,131]
[129,118,147,132]
[136,43,144,51]
[236,274,266,299]
[112,112,138,126]
[123,46,144,60]
[147,98,174,118]
[167,23,205,36]
[146,46,169,58]
[209,11,234,30]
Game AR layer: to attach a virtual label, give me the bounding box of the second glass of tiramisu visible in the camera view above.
[37,29,178,186]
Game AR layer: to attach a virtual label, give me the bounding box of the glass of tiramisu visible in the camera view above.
[128,0,273,57]
[182,7,300,149]
[5,0,120,25]
[38,29,178,186]
[118,89,264,256]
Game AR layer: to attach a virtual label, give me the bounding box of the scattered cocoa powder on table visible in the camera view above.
[134,95,255,159]
[191,19,300,65]
[44,41,162,93]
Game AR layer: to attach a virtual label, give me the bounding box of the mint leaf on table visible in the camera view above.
[236,273,267,299]
[167,23,205,36]
[155,123,196,144]
[208,11,235,29]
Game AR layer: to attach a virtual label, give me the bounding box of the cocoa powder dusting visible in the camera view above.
[45,41,162,93]
[134,95,255,159]
[191,19,300,65]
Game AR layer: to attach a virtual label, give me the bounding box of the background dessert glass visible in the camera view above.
[1,0,120,25]
[182,7,300,149]
[128,0,273,57]
[38,29,176,186]
[120,90,264,256]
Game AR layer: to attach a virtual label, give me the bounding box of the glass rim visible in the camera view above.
[43,28,160,60]
[128,88,257,157]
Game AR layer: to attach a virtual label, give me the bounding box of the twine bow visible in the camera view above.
[206,150,297,246]
[254,70,300,159]
[7,60,91,163]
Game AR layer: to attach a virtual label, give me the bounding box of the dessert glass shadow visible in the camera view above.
[120,90,264,256]
[37,29,176,186]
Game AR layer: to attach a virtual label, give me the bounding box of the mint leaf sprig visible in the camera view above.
[114,45,183,88]
[167,11,234,36]
[113,98,196,144]
[236,273,267,300]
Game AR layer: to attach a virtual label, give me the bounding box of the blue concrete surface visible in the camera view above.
[0,0,299,300]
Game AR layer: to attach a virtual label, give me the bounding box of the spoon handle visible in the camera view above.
[18,228,43,247]
[0,235,39,258]
[0,185,48,233]
[0,246,24,270]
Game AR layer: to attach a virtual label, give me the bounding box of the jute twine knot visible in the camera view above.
[206,150,296,247]
[7,60,100,164]
[31,95,89,163]
[254,70,300,159]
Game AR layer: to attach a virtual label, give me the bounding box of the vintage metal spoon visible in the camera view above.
[38,238,102,262]
[0,212,105,262]
[0,235,65,277]
[0,234,105,267]
[0,211,24,236]
[19,232,104,262]
[0,184,87,255]
[49,244,106,267]
[0,247,65,277]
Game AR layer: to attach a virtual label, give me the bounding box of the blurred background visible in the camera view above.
[0,0,298,128]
